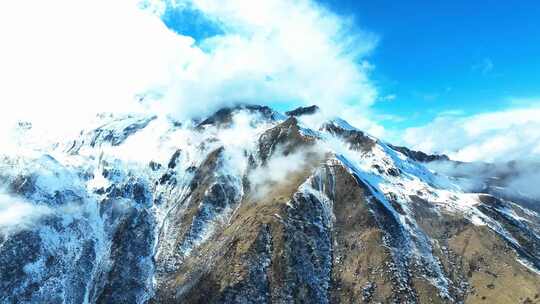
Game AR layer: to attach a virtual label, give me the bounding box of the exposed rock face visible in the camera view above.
[1,106,539,304]
[285,105,320,117]
[197,105,283,129]
[322,120,376,152]
[67,114,157,154]
[257,116,316,163]
[389,145,450,163]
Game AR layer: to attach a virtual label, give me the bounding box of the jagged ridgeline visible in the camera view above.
[1,105,539,304]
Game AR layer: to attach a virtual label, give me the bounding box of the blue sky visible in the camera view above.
[318,0,540,128]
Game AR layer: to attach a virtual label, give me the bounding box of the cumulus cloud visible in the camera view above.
[0,0,381,144]
[402,106,540,162]
[153,0,381,134]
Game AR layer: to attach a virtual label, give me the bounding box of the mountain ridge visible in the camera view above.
[0,105,539,304]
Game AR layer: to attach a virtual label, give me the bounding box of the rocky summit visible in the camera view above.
[1,105,539,304]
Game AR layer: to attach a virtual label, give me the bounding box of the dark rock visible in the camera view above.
[322,122,376,152]
[257,117,315,163]
[197,105,279,128]
[167,149,182,169]
[90,115,157,147]
[0,231,42,297]
[95,208,155,303]
[149,161,162,171]
[362,282,377,303]
[285,105,320,117]
[389,144,450,162]
[9,175,36,197]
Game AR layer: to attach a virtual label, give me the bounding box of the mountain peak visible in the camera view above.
[197,104,283,128]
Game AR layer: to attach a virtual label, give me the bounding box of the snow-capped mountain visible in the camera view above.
[1,105,539,304]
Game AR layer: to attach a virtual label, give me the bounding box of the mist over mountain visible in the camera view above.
[425,160,540,213]
[1,105,539,304]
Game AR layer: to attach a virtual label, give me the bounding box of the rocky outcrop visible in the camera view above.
[322,121,376,152]
[197,105,282,129]
[66,114,157,154]
[257,116,316,163]
[389,145,450,162]
[285,105,320,117]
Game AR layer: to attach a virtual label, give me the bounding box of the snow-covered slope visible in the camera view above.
[1,105,539,304]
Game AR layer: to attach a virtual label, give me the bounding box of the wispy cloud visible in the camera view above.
[472,57,495,75]
[426,160,540,201]
[0,193,52,231]
[437,109,465,116]
[507,96,540,107]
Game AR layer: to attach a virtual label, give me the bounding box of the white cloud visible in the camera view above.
[426,160,540,201]
[402,106,540,162]
[248,146,324,199]
[508,97,540,107]
[215,111,275,176]
[0,0,381,147]
[506,168,540,200]
[0,0,189,120]
[0,193,52,230]
[159,0,379,120]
